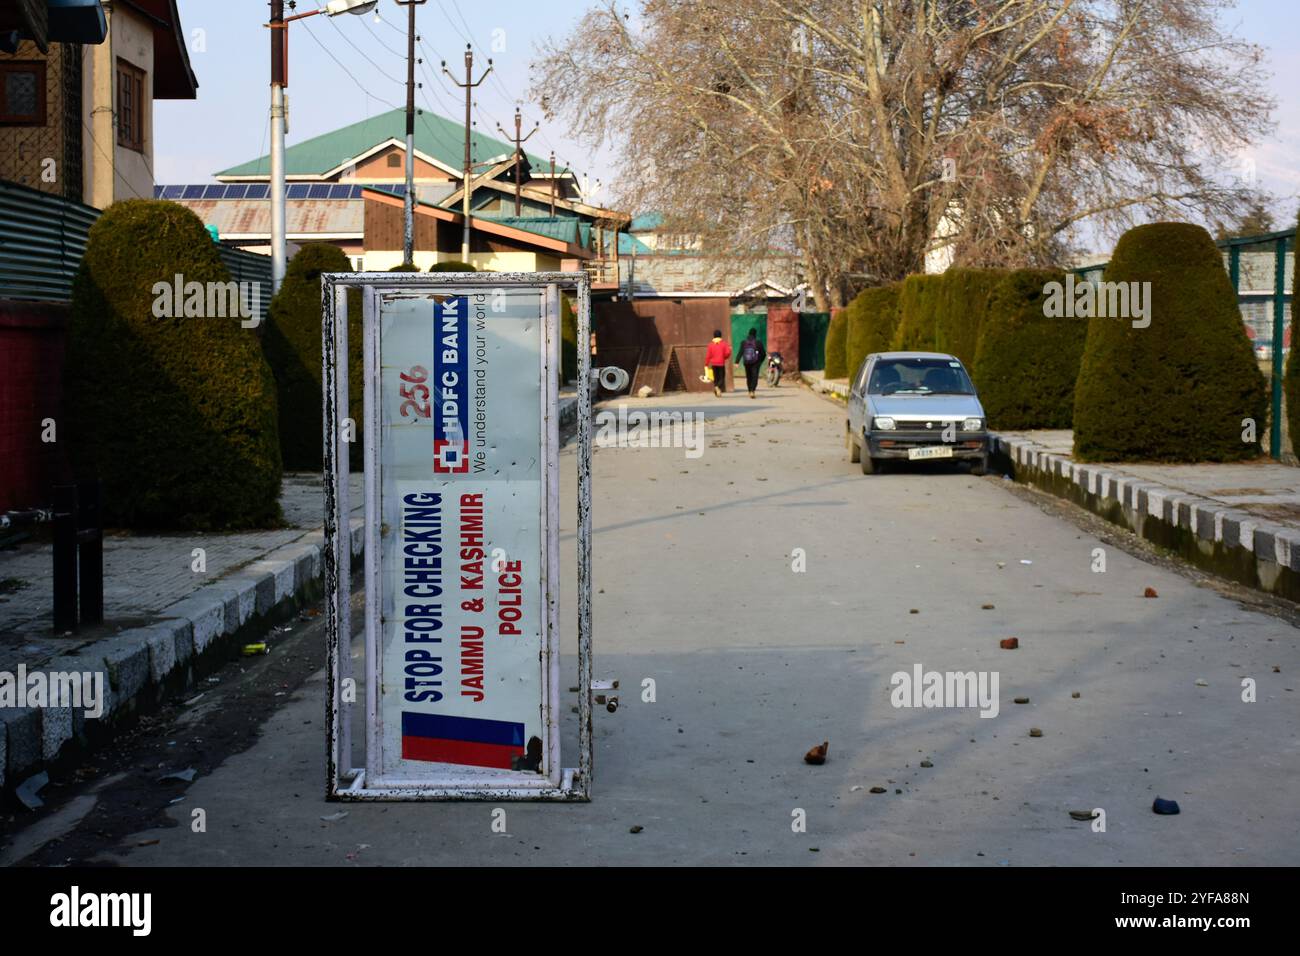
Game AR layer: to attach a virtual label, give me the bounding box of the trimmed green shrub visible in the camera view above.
[845,283,901,380]
[429,260,476,272]
[890,274,945,352]
[824,306,849,379]
[972,269,1085,429]
[64,199,282,530]
[561,295,578,383]
[934,268,1005,367]
[264,243,362,471]
[388,262,420,272]
[1072,222,1268,462]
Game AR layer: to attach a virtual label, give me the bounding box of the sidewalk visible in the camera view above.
[1,473,365,793]
[992,430,1300,602]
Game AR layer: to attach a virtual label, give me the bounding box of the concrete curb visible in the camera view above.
[558,394,578,428]
[2,518,364,794]
[990,433,1300,603]
[799,371,849,402]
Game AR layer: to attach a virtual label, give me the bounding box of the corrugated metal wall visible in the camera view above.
[0,179,273,326]
[0,178,98,301]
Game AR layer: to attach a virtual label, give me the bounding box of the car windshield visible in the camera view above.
[869,358,975,395]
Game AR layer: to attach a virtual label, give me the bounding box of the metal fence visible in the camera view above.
[0,178,273,326]
[1074,228,1295,460]
[216,244,273,328]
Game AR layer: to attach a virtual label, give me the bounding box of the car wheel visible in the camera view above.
[969,456,987,477]
[860,449,877,475]
[847,427,861,462]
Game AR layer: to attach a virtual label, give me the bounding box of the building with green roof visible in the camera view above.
[161,108,632,286]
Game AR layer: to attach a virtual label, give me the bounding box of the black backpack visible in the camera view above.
[742,338,762,364]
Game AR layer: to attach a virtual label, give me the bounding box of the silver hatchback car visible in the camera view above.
[845,351,989,475]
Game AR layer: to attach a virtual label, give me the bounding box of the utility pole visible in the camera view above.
[443,44,491,262]
[549,152,556,216]
[267,0,373,292]
[269,0,286,291]
[497,108,537,217]
[394,0,425,267]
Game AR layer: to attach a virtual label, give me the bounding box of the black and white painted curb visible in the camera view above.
[1,520,365,795]
[991,434,1300,603]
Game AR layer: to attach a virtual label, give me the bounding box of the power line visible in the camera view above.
[324,11,405,86]
[299,19,403,111]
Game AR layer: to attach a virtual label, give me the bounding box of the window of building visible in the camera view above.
[387,153,401,168]
[116,58,145,152]
[0,61,46,126]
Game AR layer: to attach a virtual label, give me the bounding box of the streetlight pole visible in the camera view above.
[270,0,287,291]
[267,1,377,292]
[394,0,425,267]
[443,44,491,262]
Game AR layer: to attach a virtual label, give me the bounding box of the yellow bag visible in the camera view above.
[701,366,714,383]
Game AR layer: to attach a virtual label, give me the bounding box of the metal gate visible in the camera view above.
[322,271,594,800]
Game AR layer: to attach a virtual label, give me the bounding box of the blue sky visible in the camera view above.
[157,0,1299,250]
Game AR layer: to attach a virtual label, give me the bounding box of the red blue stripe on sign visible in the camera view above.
[401,712,527,769]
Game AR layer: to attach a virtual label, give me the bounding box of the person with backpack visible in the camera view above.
[738,328,766,398]
[704,330,732,397]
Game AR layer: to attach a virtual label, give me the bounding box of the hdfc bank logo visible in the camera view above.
[434,296,470,474]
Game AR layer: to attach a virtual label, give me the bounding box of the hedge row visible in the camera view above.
[823,307,849,379]
[934,268,1005,367]
[972,268,1084,430]
[264,243,362,471]
[890,274,945,353]
[845,283,901,380]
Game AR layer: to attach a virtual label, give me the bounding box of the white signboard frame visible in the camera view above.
[321,271,592,801]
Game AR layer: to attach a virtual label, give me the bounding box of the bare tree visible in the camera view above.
[533,1,1273,309]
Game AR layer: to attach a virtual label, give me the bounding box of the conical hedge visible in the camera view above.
[934,268,1005,367]
[64,200,282,530]
[561,295,578,383]
[972,268,1085,429]
[890,274,945,352]
[1072,222,1268,462]
[823,306,849,379]
[263,243,362,471]
[846,284,901,379]
[429,260,476,272]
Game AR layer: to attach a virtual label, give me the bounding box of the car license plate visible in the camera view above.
[908,445,954,461]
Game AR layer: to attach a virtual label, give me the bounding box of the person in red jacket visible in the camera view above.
[705,331,731,397]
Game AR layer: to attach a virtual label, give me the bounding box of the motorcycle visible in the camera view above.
[766,351,784,387]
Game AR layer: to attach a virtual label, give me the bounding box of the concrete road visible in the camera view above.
[10,382,1300,866]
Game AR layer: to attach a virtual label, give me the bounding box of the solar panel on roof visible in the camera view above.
[182,185,204,199]
[203,185,225,199]
[286,185,308,198]
[226,185,248,199]
[308,184,330,199]
[328,184,352,199]
[247,185,269,199]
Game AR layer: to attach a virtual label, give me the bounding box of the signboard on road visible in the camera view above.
[376,289,553,784]
[322,272,593,801]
